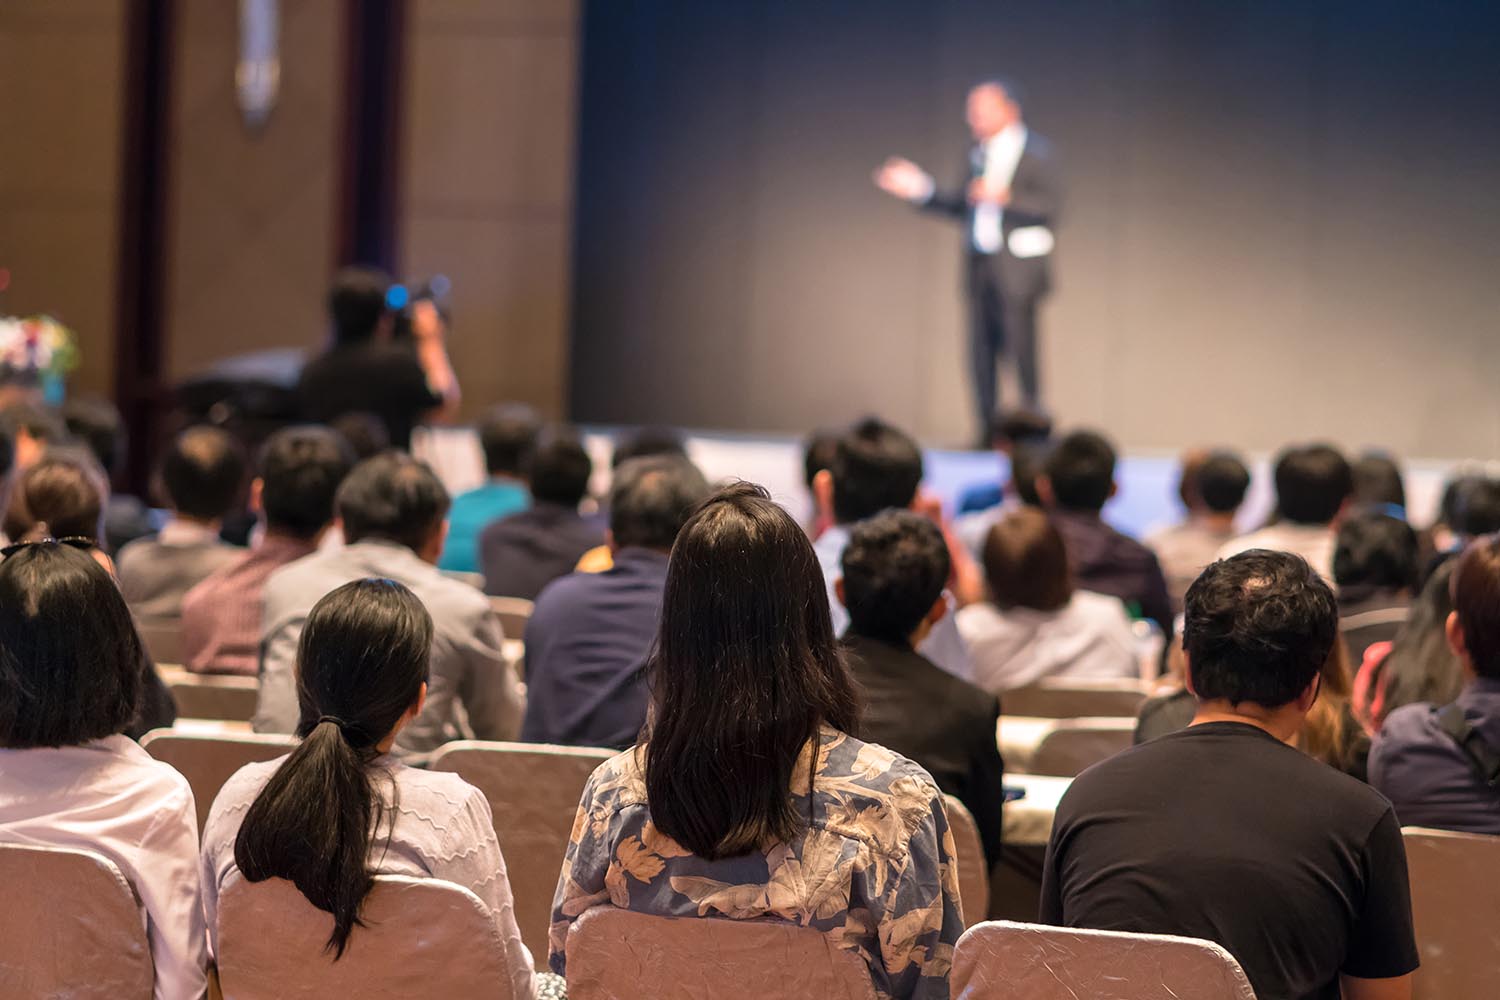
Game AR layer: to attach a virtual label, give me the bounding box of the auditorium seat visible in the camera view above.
[430,740,615,967]
[157,665,260,722]
[442,569,486,591]
[0,842,155,1000]
[565,907,877,1000]
[137,620,184,666]
[488,595,535,641]
[1003,717,1135,776]
[1002,677,1152,719]
[943,794,990,927]
[141,730,297,832]
[1402,826,1500,1000]
[951,920,1256,1000]
[216,874,517,1000]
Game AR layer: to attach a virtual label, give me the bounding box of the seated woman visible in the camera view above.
[550,483,963,1000]
[0,542,207,999]
[200,578,544,999]
[955,507,1139,693]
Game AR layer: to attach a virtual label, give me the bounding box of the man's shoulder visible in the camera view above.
[1377,701,1446,751]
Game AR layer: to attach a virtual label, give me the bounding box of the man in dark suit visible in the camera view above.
[876,79,1061,443]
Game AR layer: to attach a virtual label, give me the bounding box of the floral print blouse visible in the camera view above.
[550,726,964,1000]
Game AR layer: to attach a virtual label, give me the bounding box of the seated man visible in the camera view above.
[1218,442,1352,581]
[1370,534,1500,835]
[117,425,245,629]
[253,452,523,755]
[837,509,1004,869]
[522,455,709,749]
[438,402,539,573]
[1043,550,1418,1000]
[180,426,353,675]
[1146,449,1250,612]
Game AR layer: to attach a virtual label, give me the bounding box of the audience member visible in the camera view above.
[117,425,244,628]
[1043,550,1418,1000]
[1353,559,1464,732]
[551,483,963,998]
[956,508,1137,692]
[439,403,540,573]
[0,401,65,471]
[180,426,353,675]
[837,509,1005,868]
[1218,443,1352,580]
[1335,510,1419,664]
[62,395,156,552]
[801,427,841,539]
[0,544,206,999]
[1422,474,1500,573]
[1036,430,1173,635]
[1370,536,1500,834]
[522,455,710,749]
[1146,449,1250,611]
[956,408,1054,515]
[253,453,522,754]
[953,416,1053,558]
[480,428,603,599]
[572,425,694,573]
[1351,451,1407,513]
[328,410,391,460]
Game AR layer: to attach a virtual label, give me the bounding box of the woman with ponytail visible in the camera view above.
[200,578,542,998]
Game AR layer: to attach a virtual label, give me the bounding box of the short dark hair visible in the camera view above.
[1008,439,1050,507]
[1447,476,1500,539]
[990,408,1052,450]
[830,418,923,524]
[1273,444,1352,526]
[609,456,711,551]
[0,421,13,481]
[1044,430,1116,512]
[477,403,541,477]
[802,428,841,491]
[1197,451,1251,514]
[335,452,449,552]
[61,396,126,477]
[0,543,146,747]
[258,426,354,540]
[0,402,65,447]
[1451,536,1500,681]
[158,425,245,520]
[329,411,390,460]
[1351,452,1406,510]
[1333,510,1419,592]
[328,267,390,345]
[1184,550,1338,708]
[527,429,592,507]
[841,510,950,644]
[611,426,687,469]
[983,508,1072,611]
[2,451,107,542]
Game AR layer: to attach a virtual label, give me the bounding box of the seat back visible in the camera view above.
[951,920,1256,1000]
[157,665,261,721]
[1402,826,1500,1000]
[1003,679,1150,719]
[141,729,298,832]
[0,842,154,1000]
[1028,718,1135,777]
[943,794,989,926]
[217,874,515,1000]
[566,908,877,1000]
[137,620,183,666]
[487,596,534,641]
[430,740,615,966]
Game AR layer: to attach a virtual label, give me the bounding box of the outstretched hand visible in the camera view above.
[874,156,932,202]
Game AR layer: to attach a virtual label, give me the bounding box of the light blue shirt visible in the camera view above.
[438,479,530,573]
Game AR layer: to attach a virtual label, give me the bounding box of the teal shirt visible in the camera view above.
[438,480,530,573]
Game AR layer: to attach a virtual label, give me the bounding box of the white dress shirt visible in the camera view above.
[955,591,1139,694]
[0,735,208,1000]
[971,123,1028,253]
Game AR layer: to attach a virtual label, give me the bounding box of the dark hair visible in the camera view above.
[983,508,1072,612]
[0,402,66,447]
[1351,452,1406,510]
[1333,510,1419,592]
[990,408,1052,450]
[0,544,145,747]
[1196,451,1251,514]
[328,267,391,346]
[611,426,687,469]
[1272,444,1352,526]
[329,412,391,461]
[1380,559,1463,717]
[609,456,711,551]
[234,579,432,957]
[335,453,450,552]
[0,421,12,481]
[1451,536,1500,681]
[61,396,126,477]
[1184,550,1338,707]
[802,429,841,491]
[841,510,950,644]
[830,418,923,524]
[1044,430,1116,512]
[1008,439,1049,507]
[259,426,354,540]
[158,425,245,520]
[2,451,107,542]
[973,76,1026,109]
[527,428,592,507]
[477,403,541,477]
[1446,476,1500,539]
[644,482,860,860]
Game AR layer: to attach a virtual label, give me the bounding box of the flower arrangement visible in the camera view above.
[0,315,79,381]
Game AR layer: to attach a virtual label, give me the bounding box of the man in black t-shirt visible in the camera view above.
[1043,549,1418,1000]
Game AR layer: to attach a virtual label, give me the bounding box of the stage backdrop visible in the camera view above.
[569,0,1500,459]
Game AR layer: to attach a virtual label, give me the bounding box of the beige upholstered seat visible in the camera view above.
[0,842,154,1000]
[430,740,615,967]
[141,729,297,832]
[217,874,517,1000]
[565,907,877,1000]
[951,920,1256,999]
[1003,678,1151,719]
[137,620,183,666]
[157,665,261,722]
[1026,718,1135,777]
[1402,825,1500,1000]
[488,595,535,641]
[943,794,990,926]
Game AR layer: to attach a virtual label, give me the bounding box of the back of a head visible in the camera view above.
[61,396,125,478]
[0,543,144,748]
[1332,510,1419,593]
[159,425,245,521]
[259,426,355,541]
[983,507,1072,612]
[1196,451,1251,515]
[329,411,391,461]
[1351,452,1406,511]
[3,451,108,542]
[527,428,592,507]
[1184,550,1338,708]
[1043,430,1116,512]
[802,428,841,492]
[1451,536,1500,682]
[335,452,450,552]
[841,509,950,644]
[327,267,390,346]
[990,408,1052,450]
[477,403,541,477]
[1448,476,1500,539]
[1008,438,1050,507]
[645,482,858,860]
[830,417,923,524]
[611,426,687,469]
[234,578,433,957]
[0,402,66,449]
[608,455,711,551]
[1273,443,1352,526]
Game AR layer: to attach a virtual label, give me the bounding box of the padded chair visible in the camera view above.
[430,740,615,967]
[951,920,1256,1000]
[565,908,877,1000]
[157,665,260,722]
[0,842,154,1000]
[1003,678,1151,719]
[217,874,517,1000]
[442,569,487,591]
[137,620,183,666]
[141,729,297,832]
[488,595,535,641]
[943,794,990,927]
[1028,718,1135,777]
[1402,826,1500,1000]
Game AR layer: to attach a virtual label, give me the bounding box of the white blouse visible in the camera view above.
[201,754,535,1000]
[956,590,1140,694]
[0,735,208,1000]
